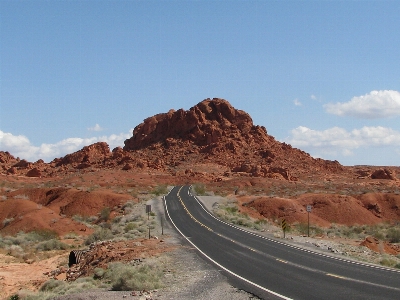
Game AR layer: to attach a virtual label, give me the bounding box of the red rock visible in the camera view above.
[371,168,397,180]
[26,168,41,177]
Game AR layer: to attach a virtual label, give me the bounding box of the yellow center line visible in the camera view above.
[326,273,346,279]
[177,187,213,232]
[276,259,288,264]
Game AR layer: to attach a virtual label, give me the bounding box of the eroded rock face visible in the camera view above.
[122,98,343,180]
[124,98,254,150]
[55,142,111,166]
[371,168,397,180]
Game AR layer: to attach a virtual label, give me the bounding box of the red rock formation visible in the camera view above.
[1,98,346,180]
[371,168,397,180]
[54,142,111,167]
[123,98,343,179]
[124,98,254,150]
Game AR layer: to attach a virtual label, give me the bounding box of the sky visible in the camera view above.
[1,0,400,166]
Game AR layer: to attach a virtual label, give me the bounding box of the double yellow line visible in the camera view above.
[177,187,213,232]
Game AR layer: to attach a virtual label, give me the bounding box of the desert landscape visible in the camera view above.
[1,98,400,300]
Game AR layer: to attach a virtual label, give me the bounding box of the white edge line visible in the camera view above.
[163,190,293,300]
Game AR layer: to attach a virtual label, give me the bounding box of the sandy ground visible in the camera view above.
[0,253,66,299]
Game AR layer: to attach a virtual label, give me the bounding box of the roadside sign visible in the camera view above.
[306,205,312,237]
[281,219,287,238]
[281,219,287,231]
[146,204,151,213]
[146,204,151,220]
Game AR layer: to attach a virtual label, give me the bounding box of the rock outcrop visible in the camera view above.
[0,98,351,180]
[124,98,254,150]
[123,98,343,179]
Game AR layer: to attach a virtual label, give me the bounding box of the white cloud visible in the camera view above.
[293,99,302,106]
[285,125,400,158]
[324,90,400,118]
[310,94,319,101]
[88,124,103,131]
[0,130,132,162]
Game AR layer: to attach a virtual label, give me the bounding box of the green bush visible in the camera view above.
[99,207,111,222]
[39,279,66,292]
[387,228,400,243]
[225,206,238,214]
[28,229,58,242]
[105,262,164,291]
[151,185,168,196]
[193,184,206,196]
[380,258,397,267]
[93,267,106,279]
[36,239,69,251]
[124,222,137,232]
[84,228,113,245]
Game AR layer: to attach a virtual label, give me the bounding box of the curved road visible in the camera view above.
[165,185,400,300]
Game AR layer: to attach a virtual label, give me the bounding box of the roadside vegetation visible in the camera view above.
[12,257,166,300]
[3,187,169,300]
[0,229,70,263]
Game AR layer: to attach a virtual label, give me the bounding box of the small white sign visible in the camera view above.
[306,205,312,212]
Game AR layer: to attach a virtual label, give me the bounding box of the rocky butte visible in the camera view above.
[123,98,344,180]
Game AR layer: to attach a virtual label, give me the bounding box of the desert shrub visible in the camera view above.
[365,224,386,240]
[193,184,206,196]
[26,277,98,299]
[27,229,58,242]
[6,245,24,258]
[310,225,324,236]
[350,225,364,235]
[9,294,20,300]
[99,207,111,222]
[387,227,400,243]
[99,222,112,229]
[105,262,164,291]
[225,206,238,214]
[293,223,309,235]
[112,215,123,224]
[151,185,168,196]
[36,239,68,251]
[72,214,97,224]
[84,228,113,245]
[379,258,397,267]
[124,222,137,232]
[122,200,136,212]
[39,279,66,292]
[255,219,267,225]
[63,232,79,239]
[93,267,106,279]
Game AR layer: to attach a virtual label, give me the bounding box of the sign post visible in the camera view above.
[306,205,312,237]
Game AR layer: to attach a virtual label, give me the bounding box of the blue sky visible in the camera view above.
[1,0,400,166]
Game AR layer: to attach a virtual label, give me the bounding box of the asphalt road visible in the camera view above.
[164,185,400,300]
